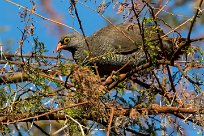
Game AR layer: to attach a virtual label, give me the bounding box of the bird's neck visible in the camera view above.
[72,46,88,63]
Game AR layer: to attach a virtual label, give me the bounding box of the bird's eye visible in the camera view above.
[63,37,71,44]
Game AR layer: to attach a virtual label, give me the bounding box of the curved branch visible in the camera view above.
[187,0,204,40]
[0,102,88,124]
[0,72,29,84]
[1,104,203,124]
[3,53,72,60]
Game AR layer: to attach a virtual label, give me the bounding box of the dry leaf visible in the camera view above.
[117,4,124,14]
[31,3,36,14]
[30,23,34,36]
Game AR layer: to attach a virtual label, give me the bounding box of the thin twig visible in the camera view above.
[171,0,203,61]
[4,0,78,33]
[32,122,50,136]
[187,0,204,40]
[70,0,90,51]
[161,18,192,38]
[155,0,170,17]
[4,53,72,60]
[107,107,114,136]
[166,65,176,92]
[1,101,88,125]
[176,63,202,93]
[78,1,134,43]
[52,124,68,135]
[66,114,85,136]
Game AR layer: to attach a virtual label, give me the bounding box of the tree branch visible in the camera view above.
[0,72,29,84]
[4,0,78,32]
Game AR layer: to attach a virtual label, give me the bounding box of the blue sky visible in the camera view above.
[0,0,203,54]
[0,0,121,56]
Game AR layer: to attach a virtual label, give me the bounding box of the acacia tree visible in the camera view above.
[0,0,204,135]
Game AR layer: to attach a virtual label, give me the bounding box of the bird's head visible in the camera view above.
[56,33,84,53]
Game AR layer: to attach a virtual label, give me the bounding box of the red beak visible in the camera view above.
[56,42,63,53]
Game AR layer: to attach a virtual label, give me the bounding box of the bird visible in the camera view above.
[56,24,189,76]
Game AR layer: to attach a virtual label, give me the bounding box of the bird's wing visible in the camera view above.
[90,24,143,55]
